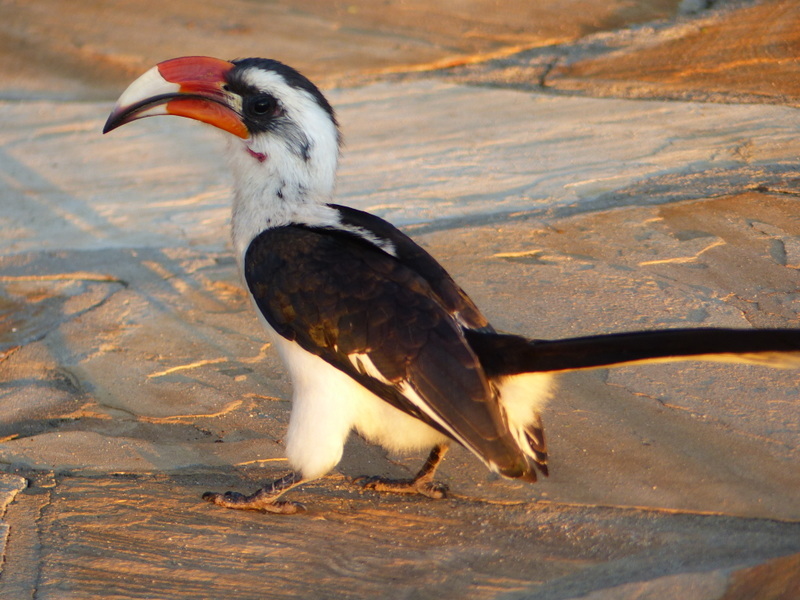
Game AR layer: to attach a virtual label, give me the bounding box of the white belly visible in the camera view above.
[267,326,448,480]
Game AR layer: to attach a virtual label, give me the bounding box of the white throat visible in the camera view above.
[228,122,339,265]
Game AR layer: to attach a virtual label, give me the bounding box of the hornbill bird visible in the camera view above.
[104,56,800,514]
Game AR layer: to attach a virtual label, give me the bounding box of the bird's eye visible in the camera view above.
[250,95,280,116]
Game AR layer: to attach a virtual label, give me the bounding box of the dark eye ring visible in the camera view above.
[252,97,279,116]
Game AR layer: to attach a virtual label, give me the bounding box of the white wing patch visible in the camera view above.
[394,381,503,473]
[336,221,397,257]
[348,352,393,385]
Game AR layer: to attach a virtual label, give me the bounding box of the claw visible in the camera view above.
[421,481,449,499]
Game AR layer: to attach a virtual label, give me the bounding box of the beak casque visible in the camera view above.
[103,56,248,139]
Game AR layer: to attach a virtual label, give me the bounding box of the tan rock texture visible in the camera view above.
[548,0,800,105]
[0,1,798,599]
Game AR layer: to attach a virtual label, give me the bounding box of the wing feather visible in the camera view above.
[244,224,533,479]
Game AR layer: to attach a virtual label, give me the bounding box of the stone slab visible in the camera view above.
[2,83,799,255]
[421,1,800,110]
[0,473,796,600]
[0,473,27,576]
[0,0,684,101]
[547,0,800,106]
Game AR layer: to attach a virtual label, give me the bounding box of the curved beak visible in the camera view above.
[103,56,248,139]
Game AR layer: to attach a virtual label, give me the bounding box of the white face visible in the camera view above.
[232,67,339,176]
[226,64,343,262]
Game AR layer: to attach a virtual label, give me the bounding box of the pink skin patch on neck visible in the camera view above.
[247,147,267,162]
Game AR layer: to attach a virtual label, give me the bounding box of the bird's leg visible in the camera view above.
[355,444,449,499]
[202,471,306,514]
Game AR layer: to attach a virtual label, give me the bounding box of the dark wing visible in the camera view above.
[244,224,533,479]
[331,204,492,332]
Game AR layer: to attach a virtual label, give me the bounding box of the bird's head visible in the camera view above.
[104,56,341,206]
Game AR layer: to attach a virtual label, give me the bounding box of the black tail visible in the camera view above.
[466,328,800,377]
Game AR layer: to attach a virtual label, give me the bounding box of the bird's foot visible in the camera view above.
[353,475,449,499]
[354,445,450,500]
[202,489,305,514]
[202,472,306,514]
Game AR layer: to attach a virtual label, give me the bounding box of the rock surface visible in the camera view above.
[547,0,800,106]
[1,1,798,598]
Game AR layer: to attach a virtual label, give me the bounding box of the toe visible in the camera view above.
[266,501,307,515]
[352,475,381,489]
[419,482,448,499]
